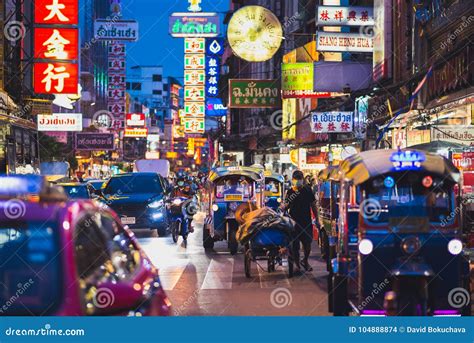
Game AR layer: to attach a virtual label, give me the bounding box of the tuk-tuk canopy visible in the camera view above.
[209,166,264,183]
[339,149,460,186]
[264,171,284,183]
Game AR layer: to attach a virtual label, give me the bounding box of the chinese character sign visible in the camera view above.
[316,6,374,26]
[229,79,281,108]
[33,0,79,95]
[205,55,220,97]
[35,0,79,25]
[34,62,78,94]
[310,111,353,133]
[34,28,78,60]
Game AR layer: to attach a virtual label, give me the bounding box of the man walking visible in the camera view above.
[282,170,318,272]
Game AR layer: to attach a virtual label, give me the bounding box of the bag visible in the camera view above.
[236,207,295,244]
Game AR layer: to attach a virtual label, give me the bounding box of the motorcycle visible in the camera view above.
[167,196,197,246]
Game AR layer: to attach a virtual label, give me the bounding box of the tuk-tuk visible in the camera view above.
[331,149,470,316]
[264,171,285,211]
[317,167,341,270]
[204,166,265,254]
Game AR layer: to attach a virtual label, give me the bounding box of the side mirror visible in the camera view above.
[92,282,143,315]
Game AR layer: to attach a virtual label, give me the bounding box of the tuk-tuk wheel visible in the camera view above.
[327,270,334,312]
[332,274,348,316]
[228,222,239,255]
[203,225,214,250]
[267,258,275,273]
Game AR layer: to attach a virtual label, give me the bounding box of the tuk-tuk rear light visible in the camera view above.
[212,204,219,212]
[359,239,373,255]
[447,239,462,255]
[422,176,433,188]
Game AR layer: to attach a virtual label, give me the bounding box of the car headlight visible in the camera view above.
[212,204,219,212]
[148,199,164,209]
[172,199,183,206]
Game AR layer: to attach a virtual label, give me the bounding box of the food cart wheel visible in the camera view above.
[244,246,251,278]
[287,255,294,278]
[203,224,214,250]
[267,257,275,273]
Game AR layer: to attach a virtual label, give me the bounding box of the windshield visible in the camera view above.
[62,185,89,199]
[265,179,281,196]
[0,222,62,315]
[361,174,454,226]
[104,175,163,195]
[215,176,253,200]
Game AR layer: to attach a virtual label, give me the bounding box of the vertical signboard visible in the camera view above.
[373,0,392,81]
[33,0,79,95]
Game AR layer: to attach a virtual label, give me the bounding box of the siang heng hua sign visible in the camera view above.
[33,0,79,95]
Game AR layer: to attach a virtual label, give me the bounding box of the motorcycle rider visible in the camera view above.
[171,176,196,232]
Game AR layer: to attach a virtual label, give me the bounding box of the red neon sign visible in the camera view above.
[34,28,79,60]
[33,62,78,94]
[35,0,79,25]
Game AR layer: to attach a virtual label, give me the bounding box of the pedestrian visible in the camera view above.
[282,170,318,272]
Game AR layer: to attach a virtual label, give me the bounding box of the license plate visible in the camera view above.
[121,217,136,225]
[224,194,243,201]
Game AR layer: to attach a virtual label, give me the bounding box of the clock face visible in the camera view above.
[227,6,283,62]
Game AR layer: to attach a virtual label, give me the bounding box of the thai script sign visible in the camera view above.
[310,111,353,133]
[169,13,220,37]
[75,133,114,150]
[229,79,280,108]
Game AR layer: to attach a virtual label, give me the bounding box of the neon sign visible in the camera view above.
[390,150,426,170]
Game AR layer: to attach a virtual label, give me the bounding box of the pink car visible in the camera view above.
[0,175,171,316]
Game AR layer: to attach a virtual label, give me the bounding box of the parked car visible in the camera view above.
[98,172,170,236]
[0,175,171,316]
[57,182,93,199]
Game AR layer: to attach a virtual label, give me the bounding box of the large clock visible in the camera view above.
[227,6,283,62]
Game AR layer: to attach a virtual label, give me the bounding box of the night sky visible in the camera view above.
[121,0,230,79]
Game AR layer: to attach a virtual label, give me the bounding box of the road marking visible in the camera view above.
[158,260,189,290]
[201,258,234,289]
